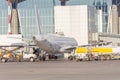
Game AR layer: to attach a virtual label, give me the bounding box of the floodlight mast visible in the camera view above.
[8,0,11,34]
[7,0,25,34]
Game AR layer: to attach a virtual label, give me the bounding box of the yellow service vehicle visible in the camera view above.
[0,50,3,58]
[75,47,88,61]
[74,46,120,61]
[91,47,112,60]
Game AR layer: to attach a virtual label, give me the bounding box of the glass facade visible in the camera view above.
[0,0,8,34]
[0,0,112,40]
[18,0,55,39]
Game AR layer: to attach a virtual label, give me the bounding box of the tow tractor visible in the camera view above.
[1,51,15,63]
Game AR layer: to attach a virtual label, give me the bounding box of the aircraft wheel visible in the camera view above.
[79,59,83,61]
[41,56,46,61]
[94,57,99,61]
[43,57,46,61]
[48,55,52,60]
[54,56,58,60]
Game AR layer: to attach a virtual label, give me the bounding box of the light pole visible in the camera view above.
[6,0,26,34]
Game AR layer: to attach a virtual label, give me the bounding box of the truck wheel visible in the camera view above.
[94,57,99,61]
[79,59,83,61]
[48,55,52,60]
[42,56,46,61]
[30,57,35,62]
[68,56,73,61]
[54,56,58,60]
[1,58,7,63]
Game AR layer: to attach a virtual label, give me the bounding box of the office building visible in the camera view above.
[107,0,120,34]
[54,5,95,45]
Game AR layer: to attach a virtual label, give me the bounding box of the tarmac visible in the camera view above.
[0,60,120,80]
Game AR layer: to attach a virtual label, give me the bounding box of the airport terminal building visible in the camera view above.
[0,0,112,43]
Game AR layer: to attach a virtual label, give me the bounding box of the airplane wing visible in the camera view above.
[63,46,76,50]
[0,43,36,52]
[77,41,112,47]
[59,46,76,53]
[0,35,28,52]
[0,43,27,47]
[78,44,91,47]
[0,42,27,52]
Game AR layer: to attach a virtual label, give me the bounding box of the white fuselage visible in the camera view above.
[33,34,78,53]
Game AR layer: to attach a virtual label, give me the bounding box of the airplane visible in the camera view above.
[32,33,113,59]
[33,34,78,60]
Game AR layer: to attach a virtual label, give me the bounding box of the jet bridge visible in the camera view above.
[92,33,120,44]
[99,33,120,43]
